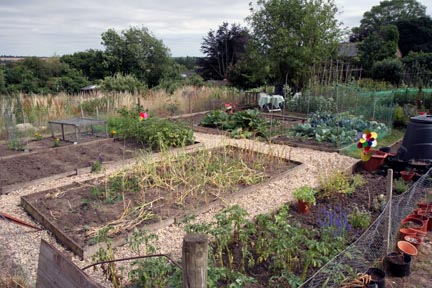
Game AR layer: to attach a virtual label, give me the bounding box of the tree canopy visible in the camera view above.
[396,16,432,56]
[358,25,400,73]
[351,0,427,41]
[246,0,343,89]
[198,22,248,81]
[101,26,173,87]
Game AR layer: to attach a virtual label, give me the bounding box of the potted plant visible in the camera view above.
[293,186,316,214]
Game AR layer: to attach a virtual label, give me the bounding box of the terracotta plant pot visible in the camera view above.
[417,202,432,211]
[404,215,428,232]
[401,217,424,231]
[297,200,311,214]
[399,228,417,240]
[397,241,418,256]
[400,170,415,181]
[363,150,389,172]
[403,235,421,249]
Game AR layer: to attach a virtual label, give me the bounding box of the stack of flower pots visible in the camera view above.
[385,201,430,278]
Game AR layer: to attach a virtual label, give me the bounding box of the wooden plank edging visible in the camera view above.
[36,239,103,288]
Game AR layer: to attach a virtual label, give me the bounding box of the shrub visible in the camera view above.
[112,107,194,150]
[371,58,404,85]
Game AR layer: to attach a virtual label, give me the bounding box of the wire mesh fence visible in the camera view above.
[301,169,432,287]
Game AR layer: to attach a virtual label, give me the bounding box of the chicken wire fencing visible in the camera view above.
[301,168,432,288]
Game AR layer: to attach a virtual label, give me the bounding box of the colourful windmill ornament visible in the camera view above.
[357,130,378,161]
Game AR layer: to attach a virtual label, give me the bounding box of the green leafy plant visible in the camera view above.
[200,109,277,139]
[34,131,42,140]
[290,111,388,147]
[348,206,372,229]
[92,227,122,288]
[319,171,363,198]
[394,178,409,194]
[113,107,194,151]
[53,137,60,147]
[292,186,317,205]
[91,159,102,173]
[7,139,25,151]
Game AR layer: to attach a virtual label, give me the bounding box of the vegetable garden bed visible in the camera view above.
[21,145,301,259]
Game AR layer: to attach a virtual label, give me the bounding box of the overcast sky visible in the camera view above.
[0,0,430,57]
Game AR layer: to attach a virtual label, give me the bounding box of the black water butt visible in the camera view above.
[397,115,432,163]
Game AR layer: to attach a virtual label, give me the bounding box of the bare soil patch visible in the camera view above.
[0,137,138,189]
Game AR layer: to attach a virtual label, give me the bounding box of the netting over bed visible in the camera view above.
[301,169,431,287]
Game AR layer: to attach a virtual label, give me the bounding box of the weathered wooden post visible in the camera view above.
[386,168,393,253]
[182,233,208,288]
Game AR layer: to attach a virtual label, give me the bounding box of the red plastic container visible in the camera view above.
[363,150,389,172]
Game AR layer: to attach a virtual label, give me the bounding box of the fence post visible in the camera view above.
[386,169,393,253]
[182,233,208,288]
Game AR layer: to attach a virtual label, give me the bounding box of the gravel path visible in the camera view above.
[0,132,358,287]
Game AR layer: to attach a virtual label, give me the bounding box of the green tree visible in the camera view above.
[60,49,109,81]
[101,26,173,87]
[358,25,399,72]
[199,22,248,81]
[396,16,432,56]
[173,56,199,70]
[246,0,343,89]
[351,0,427,41]
[0,67,7,94]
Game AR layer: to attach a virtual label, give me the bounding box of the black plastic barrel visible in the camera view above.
[384,252,411,277]
[397,115,432,163]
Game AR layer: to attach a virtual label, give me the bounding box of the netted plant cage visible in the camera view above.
[301,169,432,287]
[48,118,107,143]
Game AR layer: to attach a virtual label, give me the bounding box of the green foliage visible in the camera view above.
[3,57,89,94]
[112,107,194,150]
[173,56,199,70]
[60,49,109,81]
[53,137,60,147]
[99,73,146,93]
[91,159,102,173]
[292,186,316,205]
[127,230,180,287]
[393,104,407,126]
[200,109,277,139]
[319,172,364,199]
[358,25,399,73]
[246,0,344,88]
[394,178,409,194]
[371,58,404,84]
[348,206,371,229]
[290,112,388,147]
[351,0,427,41]
[199,22,248,81]
[92,226,122,288]
[285,95,336,114]
[7,139,25,151]
[396,16,432,56]
[101,26,173,87]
